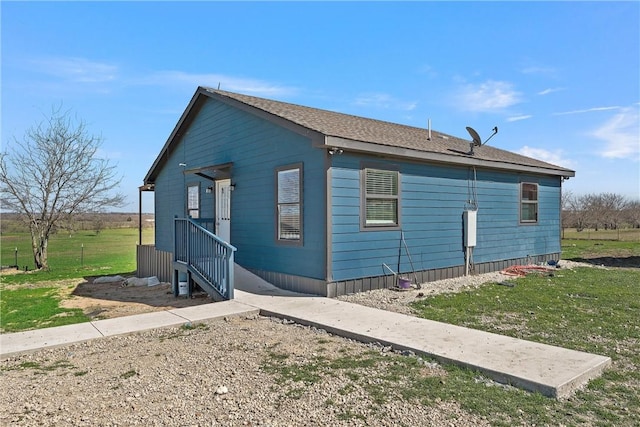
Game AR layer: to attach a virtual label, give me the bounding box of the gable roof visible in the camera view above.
[144,86,575,184]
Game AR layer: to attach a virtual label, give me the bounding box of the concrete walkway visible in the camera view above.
[0,265,611,399]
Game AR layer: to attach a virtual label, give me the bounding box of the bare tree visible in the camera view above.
[93,214,105,235]
[561,190,575,237]
[0,107,125,269]
[566,193,589,231]
[623,200,640,229]
[600,193,628,230]
[581,193,606,230]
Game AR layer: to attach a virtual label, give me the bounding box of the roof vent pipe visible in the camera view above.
[428,119,432,141]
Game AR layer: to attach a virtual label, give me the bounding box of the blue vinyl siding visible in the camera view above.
[153,96,563,287]
[329,155,562,282]
[154,98,326,280]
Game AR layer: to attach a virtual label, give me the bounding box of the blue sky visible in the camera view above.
[2,1,639,212]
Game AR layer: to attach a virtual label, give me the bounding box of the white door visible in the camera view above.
[215,179,231,243]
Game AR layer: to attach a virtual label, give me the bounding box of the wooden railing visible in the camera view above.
[174,218,237,300]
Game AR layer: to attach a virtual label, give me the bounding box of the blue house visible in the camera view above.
[139,86,575,298]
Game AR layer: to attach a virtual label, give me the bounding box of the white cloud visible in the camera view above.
[517,146,575,169]
[591,106,640,160]
[507,115,533,122]
[353,92,417,111]
[26,56,296,98]
[537,87,564,96]
[138,71,298,97]
[31,56,118,83]
[454,80,522,113]
[554,106,620,115]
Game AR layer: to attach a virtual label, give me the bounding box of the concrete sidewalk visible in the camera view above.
[0,300,259,358]
[0,265,611,399]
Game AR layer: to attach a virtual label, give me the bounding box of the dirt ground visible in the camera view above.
[60,277,214,320]
[0,268,214,320]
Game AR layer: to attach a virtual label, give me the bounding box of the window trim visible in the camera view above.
[360,164,401,231]
[520,182,539,224]
[275,163,303,245]
[186,182,200,219]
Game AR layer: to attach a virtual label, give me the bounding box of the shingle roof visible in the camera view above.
[204,87,574,176]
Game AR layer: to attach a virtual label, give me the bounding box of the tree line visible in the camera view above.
[562,191,640,231]
[0,212,155,235]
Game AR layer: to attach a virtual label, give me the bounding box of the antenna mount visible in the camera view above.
[465,126,498,155]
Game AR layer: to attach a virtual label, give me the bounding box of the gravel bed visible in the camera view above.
[1,261,591,426]
[1,315,489,426]
[338,270,508,316]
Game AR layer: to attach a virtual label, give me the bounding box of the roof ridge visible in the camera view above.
[204,87,456,138]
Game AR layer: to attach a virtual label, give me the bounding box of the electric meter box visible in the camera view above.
[463,210,477,247]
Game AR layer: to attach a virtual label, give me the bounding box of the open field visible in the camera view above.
[562,238,640,268]
[1,227,154,283]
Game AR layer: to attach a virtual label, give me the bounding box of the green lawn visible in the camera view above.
[0,286,89,332]
[562,239,640,260]
[410,265,640,425]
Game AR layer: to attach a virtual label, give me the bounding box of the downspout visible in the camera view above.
[325,137,333,287]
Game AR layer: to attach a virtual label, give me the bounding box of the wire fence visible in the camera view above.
[562,228,640,242]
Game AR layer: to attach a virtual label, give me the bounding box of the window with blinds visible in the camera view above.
[276,165,302,242]
[363,168,399,227]
[520,182,538,223]
[187,184,200,219]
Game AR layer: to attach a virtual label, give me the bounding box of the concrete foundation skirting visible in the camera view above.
[250,253,562,297]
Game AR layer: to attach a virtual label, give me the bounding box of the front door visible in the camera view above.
[215,179,231,243]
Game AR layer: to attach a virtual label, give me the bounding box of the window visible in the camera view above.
[520,182,538,223]
[362,167,399,228]
[187,184,200,219]
[276,164,302,242]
